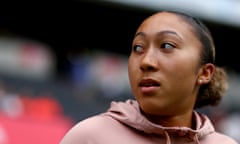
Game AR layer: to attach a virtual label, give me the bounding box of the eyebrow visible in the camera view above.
[134,30,182,40]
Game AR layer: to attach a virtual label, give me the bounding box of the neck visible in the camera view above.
[143,110,195,128]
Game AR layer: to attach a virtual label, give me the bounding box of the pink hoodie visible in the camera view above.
[60,99,238,144]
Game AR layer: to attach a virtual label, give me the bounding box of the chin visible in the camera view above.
[139,101,166,115]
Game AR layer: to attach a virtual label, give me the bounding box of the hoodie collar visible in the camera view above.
[103,99,215,143]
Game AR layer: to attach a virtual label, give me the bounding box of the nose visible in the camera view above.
[140,49,158,72]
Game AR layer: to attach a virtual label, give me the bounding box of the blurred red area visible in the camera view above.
[0,96,74,144]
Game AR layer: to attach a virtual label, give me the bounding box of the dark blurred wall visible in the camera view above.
[1,0,239,76]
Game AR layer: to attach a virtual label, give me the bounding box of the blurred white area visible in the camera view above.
[221,70,240,110]
[100,0,240,28]
[217,70,240,143]
[218,113,240,142]
[0,37,56,81]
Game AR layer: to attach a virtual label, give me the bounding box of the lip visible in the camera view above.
[138,78,160,94]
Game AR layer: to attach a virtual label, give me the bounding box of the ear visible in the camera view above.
[198,63,215,85]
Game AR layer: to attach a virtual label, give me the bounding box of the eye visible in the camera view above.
[161,43,175,49]
[133,45,144,53]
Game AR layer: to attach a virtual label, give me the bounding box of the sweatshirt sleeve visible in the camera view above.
[59,121,90,144]
[59,116,101,144]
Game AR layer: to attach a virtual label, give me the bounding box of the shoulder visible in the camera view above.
[59,114,123,144]
[202,132,239,144]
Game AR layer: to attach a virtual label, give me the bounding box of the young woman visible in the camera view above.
[60,11,238,144]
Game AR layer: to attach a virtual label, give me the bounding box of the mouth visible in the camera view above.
[138,78,160,94]
[139,78,160,87]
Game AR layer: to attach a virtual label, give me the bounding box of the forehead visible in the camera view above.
[136,12,196,39]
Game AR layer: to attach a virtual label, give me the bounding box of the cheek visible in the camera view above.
[128,58,137,83]
[128,56,142,92]
[166,53,199,84]
[176,50,199,70]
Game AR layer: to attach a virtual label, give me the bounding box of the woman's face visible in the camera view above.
[128,12,203,116]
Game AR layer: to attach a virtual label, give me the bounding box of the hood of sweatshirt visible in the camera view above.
[103,99,215,144]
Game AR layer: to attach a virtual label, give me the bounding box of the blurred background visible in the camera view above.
[0,0,240,143]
